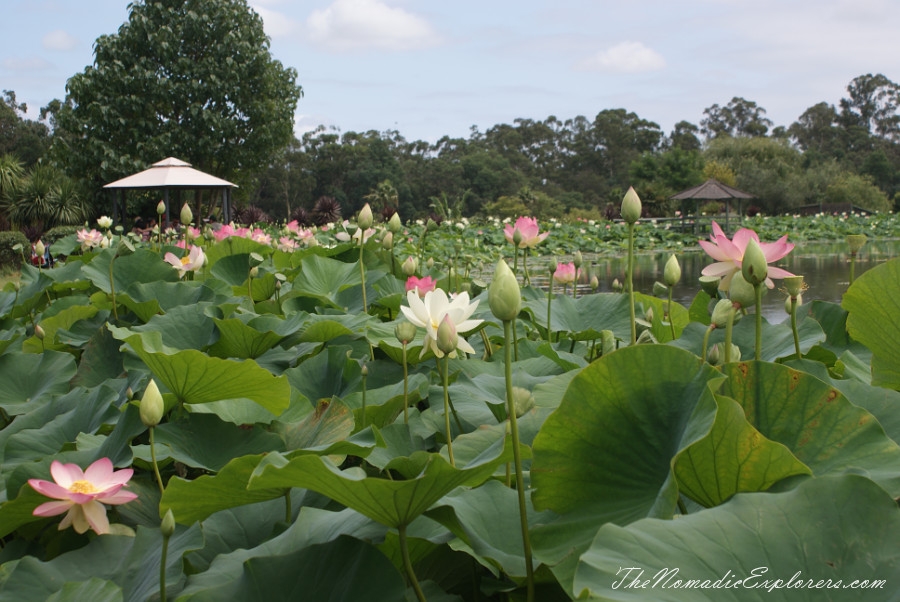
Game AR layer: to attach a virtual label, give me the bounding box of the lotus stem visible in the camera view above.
[159,530,169,602]
[480,329,492,360]
[701,325,714,365]
[849,251,857,286]
[754,284,763,360]
[284,490,292,523]
[546,284,553,344]
[149,427,164,494]
[402,341,409,424]
[667,287,676,340]
[627,223,636,345]
[724,305,736,364]
[790,297,802,359]
[359,242,367,313]
[523,248,530,286]
[503,319,535,602]
[442,356,454,467]
[399,524,427,602]
[360,366,367,429]
[108,254,118,322]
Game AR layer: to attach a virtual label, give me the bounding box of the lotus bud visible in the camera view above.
[97,216,113,229]
[179,203,192,226]
[161,509,175,537]
[361,363,368,378]
[249,266,259,278]
[664,254,681,287]
[488,259,521,322]
[644,306,654,323]
[612,278,623,292]
[388,212,402,233]
[699,275,722,297]
[402,256,418,276]
[511,386,535,418]
[436,315,458,356]
[512,228,523,248]
[729,272,756,308]
[783,275,805,299]
[573,251,583,269]
[548,258,558,276]
[306,236,318,247]
[156,200,166,216]
[784,294,803,314]
[99,236,109,249]
[621,187,642,224]
[381,231,394,251]
[707,343,721,365]
[395,321,417,344]
[847,234,867,254]
[600,329,616,355]
[426,257,434,269]
[460,281,472,294]
[710,299,734,328]
[35,324,45,340]
[425,218,438,232]
[358,203,374,230]
[34,240,45,258]
[140,379,165,427]
[590,275,599,291]
[652,281,668,297]
[741,238,768,286]
[125,387,134,400]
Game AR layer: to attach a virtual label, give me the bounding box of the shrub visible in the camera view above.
[0,230,29,270]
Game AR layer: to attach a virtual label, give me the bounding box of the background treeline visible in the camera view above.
[2,73,899,231]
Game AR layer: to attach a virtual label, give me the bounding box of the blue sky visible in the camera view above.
[3,0,900,143]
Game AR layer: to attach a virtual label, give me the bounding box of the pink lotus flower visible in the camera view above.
[212,223,238,241]
[504,217,549,249]
[699,221,794,290]
[278,236,299,252]
[76,228,104,251]
[406,275,437,296]
[28,458,137,535]
[553,262,576,285]
[164,245,205,278]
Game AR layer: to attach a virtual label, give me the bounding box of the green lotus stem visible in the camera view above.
[754,284,763,360]
[627,223,636,345]
[284,490,292,523]
[159,530,169,602]
[442,356,454,467]
[849,251,857,286]
[513,317,519,361]
[523,248,530,286]
[790,297,802,359]
[701,325,714,365]
[503,319,535,602]
[108,254,118,322]
[359,242,367,313]
[360,368,367,429]
[149,427,164,494]
[677,496,688,515]
[724,305,736,364]
[512,246,518,274]
[402,341,409,424]
[399,524,426,602]
[667,288,676,340]
[546,284,553,343]
[480,329,492,360]
[247,273,253,300]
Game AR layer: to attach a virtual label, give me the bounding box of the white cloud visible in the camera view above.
[576,41,666,73]
[250,3,298,38]
[306,0,440,52]
[2,56,53,71]
[42,29,78,51]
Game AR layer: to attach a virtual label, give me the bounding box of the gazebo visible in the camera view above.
[103,157,237,226]
[669,178,754,235]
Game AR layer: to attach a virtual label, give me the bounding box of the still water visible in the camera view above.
[527,240,900,324]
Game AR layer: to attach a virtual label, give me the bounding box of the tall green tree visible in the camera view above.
[701,97,773,140]
[0,91,51,166]
[49,0,302,206]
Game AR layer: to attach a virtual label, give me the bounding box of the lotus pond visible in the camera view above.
[0,209,899,601]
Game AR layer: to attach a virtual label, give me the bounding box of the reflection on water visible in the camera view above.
[527,241,900,324]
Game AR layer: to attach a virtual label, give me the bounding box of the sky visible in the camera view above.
[2,0,900,144]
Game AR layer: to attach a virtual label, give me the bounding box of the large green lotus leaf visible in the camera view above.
[45,579,122,602]
[179,535,405,602]
[843,257,900,389]
[248,437,513,528]
[152,413,284,472]
[531,345,720,523]
[0,524,202,602]
[688,290,713,325]
[209,253,254,286]
[132,303,217,351]
[346,373,430,430]
[109,326,290,415]
[284,344,361,403]
[1,265,53,318]
[523,293,633,342]
[673,395,812,507]
[671,316,825,362]
[0,324,24,355]
[634,291,690,343]
[71,326,126,388]
[242,270,277,303]
[720,361,900,496]
[426,479,555,579]
[160,454,288,524]
[573,475,900,602]
[449,369,559,424]
[118,280,225,322]
[296,312,374,343]
[204,236,273,267]
[208,313,304,359]
[0,350,76,415]
[277,396,355,452]
[82,248,179,294]
[22,304,98,353]
[290,254,362,308]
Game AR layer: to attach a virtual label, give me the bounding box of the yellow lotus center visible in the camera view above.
[69,480,99,494]
[431,319,439,329]
[180,256,191,266]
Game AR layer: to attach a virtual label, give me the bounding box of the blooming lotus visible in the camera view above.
[699,221,794,291]
[96,216,113,229]
[28,458,137,535]
[164,245,205,278]
[76,228,104,251]
[553,262,576,285]
[278,236,299,252]
[400,288,483,358]
[406,275,437,296]
[504,216,549,249]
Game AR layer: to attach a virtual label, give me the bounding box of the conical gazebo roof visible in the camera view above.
[103,157,236,189]
[669,178,753,201]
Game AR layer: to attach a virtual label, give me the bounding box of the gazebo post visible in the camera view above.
[164,189,170,228]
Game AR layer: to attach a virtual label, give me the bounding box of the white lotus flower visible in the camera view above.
[400,288,482,358]
[164,245,205,278]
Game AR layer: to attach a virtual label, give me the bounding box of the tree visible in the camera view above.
[838,74,900,141]
[0,91,51,166]
[667,121,702,152]
[701,97,773,140]
[49,0,302,209]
